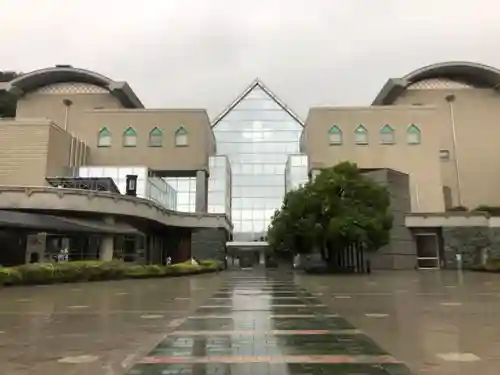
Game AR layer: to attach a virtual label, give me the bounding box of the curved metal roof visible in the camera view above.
[372,61,500,105]
[404,61,500,87]
[5,66,144,108]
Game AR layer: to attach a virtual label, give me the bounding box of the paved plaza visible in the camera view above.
[1,270,500,374]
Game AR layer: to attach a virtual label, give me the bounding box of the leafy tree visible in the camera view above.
[0,71,20,118]
[268,161,393,271]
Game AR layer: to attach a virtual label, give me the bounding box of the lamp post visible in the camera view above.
[126,175,138,197]
[62,99,73,131]
[445,94,462,207]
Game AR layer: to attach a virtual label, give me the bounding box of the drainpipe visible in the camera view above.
[445,94,462,207]
[414,183,420,211]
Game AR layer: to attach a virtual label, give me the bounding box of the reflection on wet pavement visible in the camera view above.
[127,271,414,374]
[6,270,498,374]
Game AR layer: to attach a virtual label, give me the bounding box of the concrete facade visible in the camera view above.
[305,106,445,213]
[362,169,417,269]
[2,61,500,268]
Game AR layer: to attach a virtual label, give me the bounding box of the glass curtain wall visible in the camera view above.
[164,177,196,213]
[208,156,232,218]
[212,84,303,241]
[78,166,177,210]
[285,154,309,193]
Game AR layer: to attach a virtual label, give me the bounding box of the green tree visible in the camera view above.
[268,161,393,270]
[0,71,20,118]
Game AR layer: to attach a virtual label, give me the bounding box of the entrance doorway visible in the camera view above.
[415,234,440,269]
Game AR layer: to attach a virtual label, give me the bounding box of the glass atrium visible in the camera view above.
[212,82,304,241]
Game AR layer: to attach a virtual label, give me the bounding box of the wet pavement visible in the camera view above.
[0,274,223,375]
[2,269,500,374]
[127,271,414,374]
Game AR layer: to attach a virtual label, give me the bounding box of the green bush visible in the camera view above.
[88,260,127,281]
[0,267,22,285]
[471,259,500,272]
[124,264,165,278]
[16,263,56,284]
[199,260,221,270]
[473,205,500,216]
[0,258,221,286]
[53,262,90,282]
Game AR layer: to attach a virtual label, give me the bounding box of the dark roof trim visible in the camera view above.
[211,79,304,127]
[5,66,144,109]
[372,61,500,105]
[0,210,140,234]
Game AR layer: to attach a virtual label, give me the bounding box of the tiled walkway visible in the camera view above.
[127,270,414,374]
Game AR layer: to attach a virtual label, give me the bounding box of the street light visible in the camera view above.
[445,94,462,207]
[62,98,73,131]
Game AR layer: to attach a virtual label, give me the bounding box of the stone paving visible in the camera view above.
[0,274,223,375]
[2,269,500,374]
[126,271,414,374]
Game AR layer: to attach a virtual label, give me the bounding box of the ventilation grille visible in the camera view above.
[35,82,109,94]
[407,78,473,90]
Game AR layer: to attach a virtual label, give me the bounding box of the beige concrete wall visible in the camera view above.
[46,124,73,177]
[0,186,232,231]
[76,109,214,172]
[304,105,445,212]
[16,90,123,129]
[394,88,500,209]
[0,119,80,186]
[405,213,489,227]
[15,83,215,173]
[0,119,50,185]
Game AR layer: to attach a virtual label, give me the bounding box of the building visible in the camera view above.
[1,61,500,269]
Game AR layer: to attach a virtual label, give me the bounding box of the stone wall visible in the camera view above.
[362,169,416,269]
[191,228,227,261]
[442,226,500,269]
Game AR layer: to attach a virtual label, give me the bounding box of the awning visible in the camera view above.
[0,210,140,235]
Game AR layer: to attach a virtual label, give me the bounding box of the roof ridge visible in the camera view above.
[211,78,304,127]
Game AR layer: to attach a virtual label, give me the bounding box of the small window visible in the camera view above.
[328,125,342,145]
[354,125,368,145]
[149,127,163,147]
[123,127,137,147]
[380,124,395,145]
[440,149,450,160]
[175,126,188,147]
[97,127,111,147]
[407,124,421,145]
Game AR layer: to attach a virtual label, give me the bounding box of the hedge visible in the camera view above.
[0,259,222,286]
[470,259,500,273]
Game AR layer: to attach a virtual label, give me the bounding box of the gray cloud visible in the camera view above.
[1,0,500,118]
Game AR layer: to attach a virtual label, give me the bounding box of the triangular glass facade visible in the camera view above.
[212,83,303,241]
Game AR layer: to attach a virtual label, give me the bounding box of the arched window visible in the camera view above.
[354,125,368,145]
[175,126,188,147]
[149,127,163,147]
[97,127,111,147]
[123,127,137,147]
[407,124,421,145]
[380,124,395,144]
[328,125,342,145]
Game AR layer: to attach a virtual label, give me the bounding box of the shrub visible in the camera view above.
[199,260,221,270]
[0,267,22,285]
[16,263,56,284]
[0,258,221,286]
[54,262,95,282]
[473,205,500,216]
[124,264,165,278]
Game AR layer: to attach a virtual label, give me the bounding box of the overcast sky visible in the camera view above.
[1,0,500,118]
